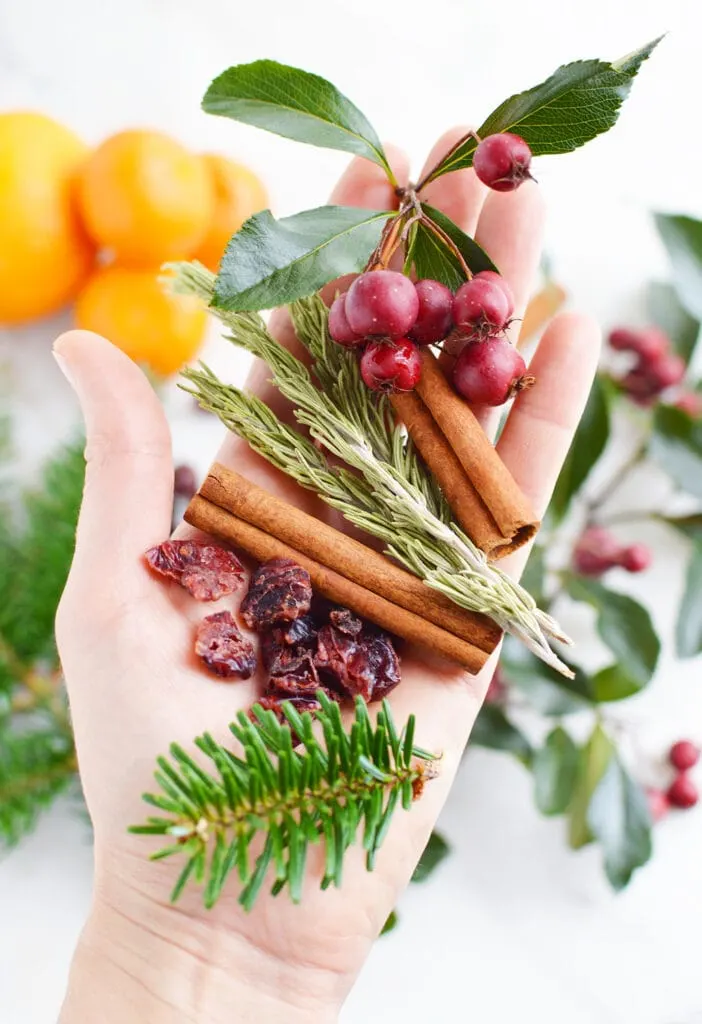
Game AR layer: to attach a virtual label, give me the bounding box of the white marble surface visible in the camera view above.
[2,1,702,1021]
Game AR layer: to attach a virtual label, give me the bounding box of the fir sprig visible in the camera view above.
[131,693,437,911]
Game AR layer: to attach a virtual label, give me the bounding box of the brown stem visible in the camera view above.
[415,130,482,193]
[419,214,473,281]
[584,439,648,526]
[366,213,406,271]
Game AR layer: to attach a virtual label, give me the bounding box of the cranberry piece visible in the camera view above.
[619,544,652,573]
[609,326,670,363]
[667,774,699,809]
[195,611,256,679]
[646,788,670,824]
[409,279,454,345]
[269,652,320,696]
[473,133,533,192]
[669,740,700,772]
[675,391,702,417]
[241,558,312,630]
[328,293,363,348]
[649,352,686,390]
[145,540,245,601]
[345,270,419,338]
[452,336,529,406]
[173,464,197,498]
[314,624,400,702]
[572,527,622,577]
[453,277,511,334]
[474,270,515,319]
[360,338,422,393]
[329,607,363,636]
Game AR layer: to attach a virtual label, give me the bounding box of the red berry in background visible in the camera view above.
[345,270,419,338]
[174,464,197,498]
[675,391,702,418]
[667,773,699,809]
[619,368,660,406]
[452,336,529,406]
[648,352,686,390]
[453,277,512,334]
[608,326,670,363]
[485,668,507,704]
[474,269,515,319]
[646,788,670,824]
[619,543,652,574]
[328,293,363,347]
[409,279,454,344]
[360,338,422,392]
[669,740,700,772]
[472,132,533,192]
[572,526,622,577]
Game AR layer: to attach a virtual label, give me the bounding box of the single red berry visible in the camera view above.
[328,293,363,347]
[609,326,669,363]
[485,668,506,704]
[453,277,512,335]
[409,279,454,344]
[667,773,699,809]
[646,788,670,824]
[474,270,515,319]
[675,391,702,418]
[473,133,533,192]
[360,338,422,392]
[619,368,660,406]
[345,270,419,338]
[572,526,622,577]
[452,336,529,406]
[173,464,197,498]
[619,543,652,573]
[669,740,700,772]
[648,352,686,390]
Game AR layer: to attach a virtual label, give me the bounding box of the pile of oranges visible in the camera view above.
[0,112,268,375]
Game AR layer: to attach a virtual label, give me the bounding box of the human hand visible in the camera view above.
[55,129,599,1023]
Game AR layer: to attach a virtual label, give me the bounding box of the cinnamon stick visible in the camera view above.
[392,349,539,559]
[186,494,495,673]
[200,463,500,654]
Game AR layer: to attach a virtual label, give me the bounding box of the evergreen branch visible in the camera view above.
[131,693,437,911]
[0,727,76,847]
[174,262,572,674]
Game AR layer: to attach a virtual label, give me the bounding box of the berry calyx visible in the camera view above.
[572,527,622,577]
[360,338,422,393]
[328,293,363,347]
[667,773,699,810]
[619,543,651,573]
[669,740,700,772]
[646,788,670,824]
[474,270,515,319]
[345,270,419,338]
[409,279,454,345]
[472,133,533,192]
[453,277,512,335]
[452,337,530,406]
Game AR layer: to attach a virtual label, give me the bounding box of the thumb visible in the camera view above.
[54,330,174,595]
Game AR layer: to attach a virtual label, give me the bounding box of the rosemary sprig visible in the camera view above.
[173,262,571,674]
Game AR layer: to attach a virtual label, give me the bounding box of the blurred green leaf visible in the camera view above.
[380,909,398,935]
[407,204,498,291]
[500,637,592,715]
[565,576,660,690]
[411,831,450,883]
[651,404,702,500]
[676,542,702,657]
[520,545,547,609]
[663,512,702,543]
[470,704,533,766]
[587,752,652,890]
[647,281,700,363]
[568,723,614,849]
[591,664,647,702]
[533,727,580,815]
[551,376,611,522]
[654,213,702,322]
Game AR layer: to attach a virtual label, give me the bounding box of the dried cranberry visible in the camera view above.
[315,624,400,702]
[240,558,312,630]
[268,653,320,696]
[357,632,401,700]
[329,607,363,636]
[278,615,318,646]
[145,540,244,601]
[195,611,256,679]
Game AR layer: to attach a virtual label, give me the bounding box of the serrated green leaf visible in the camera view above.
[411,830,449,883]
[568,722,614,849]
[212,206,389,312]
[650,404,702,500]
[425,40,660,181]
[565,576,660,690]
[470,703,533,766]
[676,542,702,657]
[654,213,702,322]
[407,205,497,290]
[533,727,580,815]
[499,636,592,715]
[587,752,652,890]
[551,375,611,522]
[203,60,393,179]
[647,281,700,364]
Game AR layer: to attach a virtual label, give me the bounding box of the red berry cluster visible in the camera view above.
[648,740,700,820]
[609,326,687,407]
[572,526,652,577]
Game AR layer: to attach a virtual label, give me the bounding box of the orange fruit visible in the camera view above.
[76,130,214,265]
[0,112,94,325]
[74,265,207,376]
[193,154,268,270]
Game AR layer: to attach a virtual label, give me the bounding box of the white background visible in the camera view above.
[1,0,702,1021]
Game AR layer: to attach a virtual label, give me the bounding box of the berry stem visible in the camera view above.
[583,438,648,526]
[366,213,406,271]
[415,130,483,192]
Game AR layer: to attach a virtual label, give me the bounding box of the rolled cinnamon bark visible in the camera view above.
[185,494,495,673]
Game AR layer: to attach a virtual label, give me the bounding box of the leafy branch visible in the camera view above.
[131,693,437,911]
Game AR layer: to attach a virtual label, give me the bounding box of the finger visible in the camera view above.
[54,330,173,592]
[417,126,487,234]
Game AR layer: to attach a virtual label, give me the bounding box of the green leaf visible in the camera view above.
[407,204,498,290]
[470,703,533,766]
[651,404,702,500]
[654,213,702,322]
[550,375,611,522]
[533,727,580,816]
[203,60,393,179]
[591,664,646,702]
[381,909,399,935]
[520,545,547,609]
[212,206,389,311]
[587,752,652,890]
[499,637,592,715]
[411,830,449,883]
[663,512,702,543]
[676,542,702,657]
[647,281,700,364]
[565,576,660,690]
[425,40,660,181]
[568,722,614,849]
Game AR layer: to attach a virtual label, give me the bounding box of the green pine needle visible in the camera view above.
[0,728,76,847]
[131,693,438,911]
